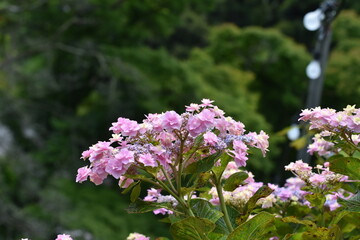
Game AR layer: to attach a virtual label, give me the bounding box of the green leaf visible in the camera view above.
[338,192,360,212]
[335,142,357,156]
[207,232,227,240]
[126,200,173,214]
[130,182,141,202]
[223,172,249,191]
[180,187,197,196]
[214,205,239,234]
[328,225,342,240]
[227,212,275,240]
[121,181,139,194]
[185,151,223,174]
[281,234,293,240]
[212,154,233,179]
[190,199,224,223]
[329,156,360,180]
[170,217,216,240]
[329,210,351,225]
[301,227,330,240]
[194,134,205,147]
[168,214,185,224]
[339,182,358,194]
[281,216,316,228]
[237,185,274,224]
[274,218,294,237]
[124,174,149,181]
[305,193,326,208]
[194,172,212,188]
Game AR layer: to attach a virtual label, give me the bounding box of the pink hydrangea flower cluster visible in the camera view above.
[143,188,177,215]
[272,177,309,205]
[208,159,349,211]
[55,234,72,240]
[285,160,347,189]
[299,105,360,156]
[126,232,150,240]
[272,175,353,211]
[209,158,347,211]
[307,133,335,156]
[324,190,354,211]
[299,105,360,133]
[77,99,269,186]
[208,162,276,208]
[282,161,353,210]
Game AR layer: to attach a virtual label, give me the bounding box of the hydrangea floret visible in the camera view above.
[77,99,269,222]
[299,105,360,157]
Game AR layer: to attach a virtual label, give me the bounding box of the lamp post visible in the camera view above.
[296,0,342,163]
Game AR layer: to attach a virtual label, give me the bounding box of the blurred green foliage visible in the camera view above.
[0,0,359,239]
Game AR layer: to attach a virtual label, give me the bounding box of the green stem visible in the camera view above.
[134,168,194,217]
[177,138,185,195]
[131,176,161,188]
[161,166,178,194]
[320,206,325,227]
[157,177,195,217]
[213,174,234,232]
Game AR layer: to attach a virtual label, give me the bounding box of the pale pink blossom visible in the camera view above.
[157,132,176,147]
[145,113,163,132]
[187,115,207,137]
[276,188,293,201]
[161,111,182,131]
[138,153,157,167]
[222,161,239,179]
[153,208,173,215]
[232,140,249,167]
[246,131,269,156]
[150,145,170,166]
[212,106,225,117]
[76,166,91,183]
[55,234,72,240]
[119,176,134,188]
[233,151,248,167]
[200,98,214,107]
[89,172,107,185]
[268,183,279,191]
[87,141,113,162]
[197,109,215,128]
[89,158,109,185]
[127,232,150,240]
[185,103,200,112]
[144,188,162,202]
[227,118,245,135]
[214,118,229,134]
[309,174,326,186]
[307,134,334,156]
[285,160,312,172]
[299,106,360,133]
[81,149,92,159]
[352,134,360,145]
[105,149,134,178]
[110,117,140,136]
[203,132,218,146]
